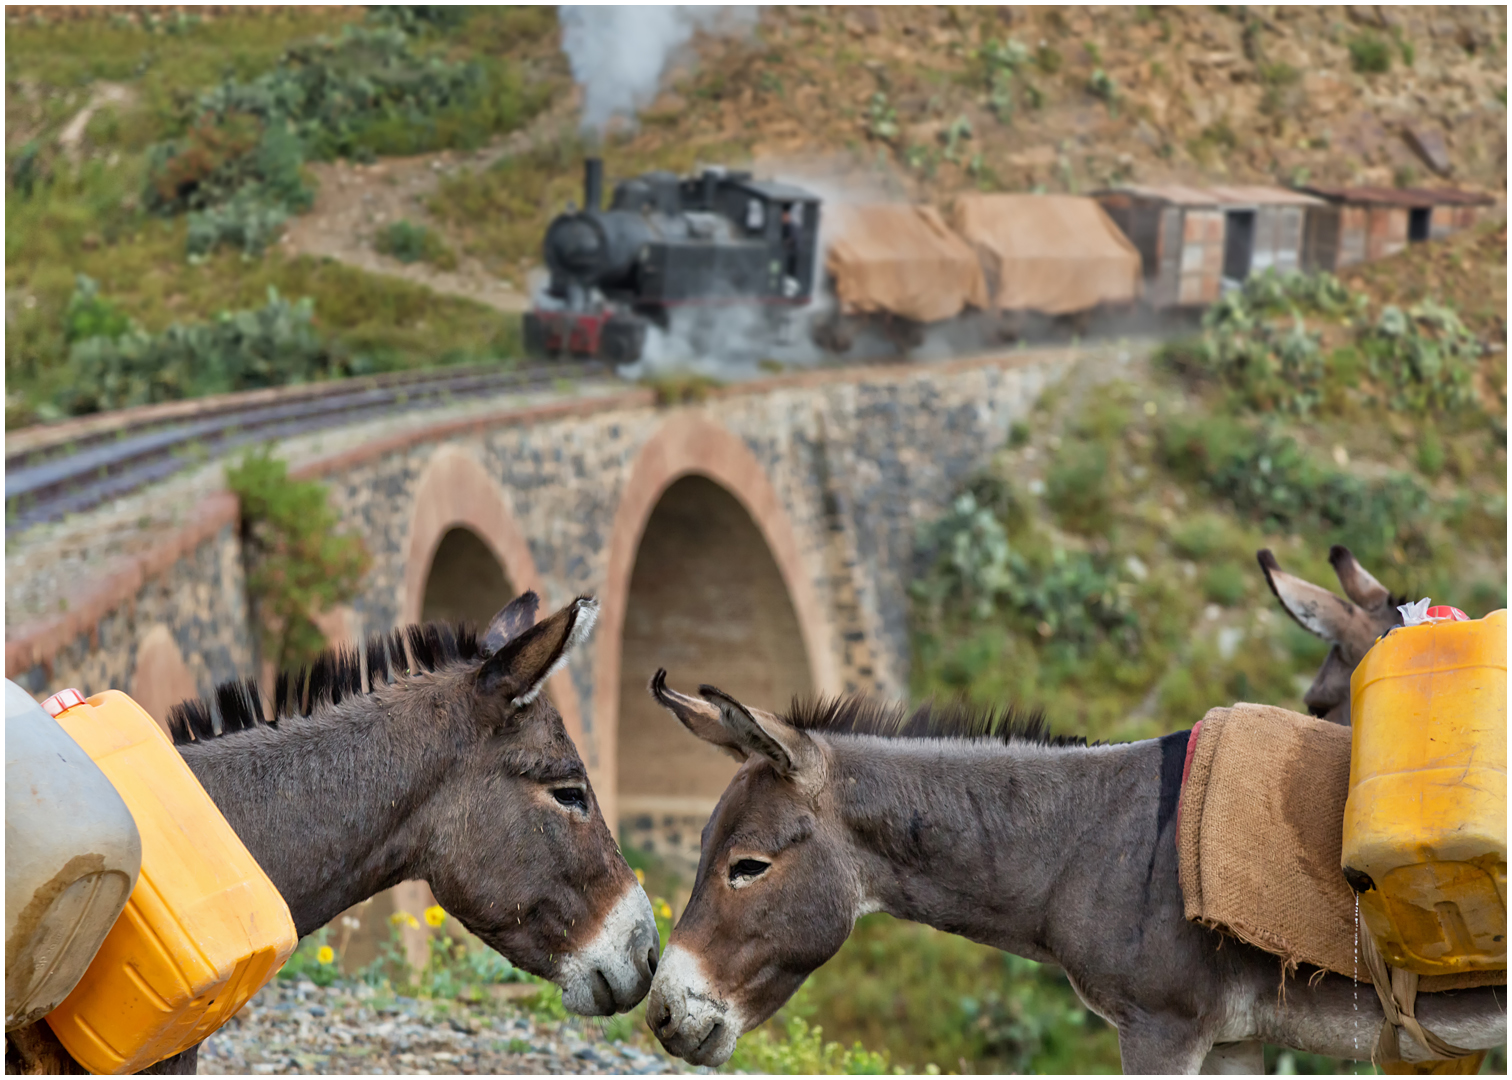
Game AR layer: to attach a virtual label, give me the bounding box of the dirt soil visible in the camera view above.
[281,97,582,315]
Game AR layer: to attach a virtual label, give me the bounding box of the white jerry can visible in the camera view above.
[4,680,142,1032]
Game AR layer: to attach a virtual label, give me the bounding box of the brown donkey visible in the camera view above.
[640,675,1505,1073]
[1257,544,1404,724]
[8,593,658,1075]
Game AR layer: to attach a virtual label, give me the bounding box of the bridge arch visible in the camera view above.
[598,413,838,866]
[403,446,584,745]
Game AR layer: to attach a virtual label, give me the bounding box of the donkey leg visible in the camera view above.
[1117,1021,1211,1074]
[1199,1040,1265,1074]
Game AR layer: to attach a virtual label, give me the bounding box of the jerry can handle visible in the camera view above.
[41,688,86,717]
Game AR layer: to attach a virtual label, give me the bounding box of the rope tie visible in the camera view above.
[1358,927,1480,1065]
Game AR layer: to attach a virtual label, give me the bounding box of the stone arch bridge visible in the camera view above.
[9,350,1075,885]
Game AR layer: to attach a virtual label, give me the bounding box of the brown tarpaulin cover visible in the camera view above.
[1176,704,1503,992]
[825,204,988,324]
[952,194,1142,315]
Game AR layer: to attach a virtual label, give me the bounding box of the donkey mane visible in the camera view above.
[783,694,1089,748]
[166,621,481,746]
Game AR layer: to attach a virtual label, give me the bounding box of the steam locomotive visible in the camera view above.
[524,158,821,364]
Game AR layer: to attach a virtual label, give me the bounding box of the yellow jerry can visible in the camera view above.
[1342,608,1507,978]
[42,689,297,1074]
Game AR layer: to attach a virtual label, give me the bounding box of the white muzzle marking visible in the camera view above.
[557,883,657,1015]
[648,943,744,1066]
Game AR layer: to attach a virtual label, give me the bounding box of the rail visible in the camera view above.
[4,361,606,534]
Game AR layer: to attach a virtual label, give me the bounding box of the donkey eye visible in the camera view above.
[729,858,770,887]
[551,787,588,813]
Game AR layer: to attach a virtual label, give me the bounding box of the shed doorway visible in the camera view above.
[1408,207,1432,243]
[1222,210,1256,282]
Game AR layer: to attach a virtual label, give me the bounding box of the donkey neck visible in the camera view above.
[830,733,1171,966]
[177,676,471,937]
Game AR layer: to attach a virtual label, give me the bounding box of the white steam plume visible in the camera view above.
[558,6,757,135]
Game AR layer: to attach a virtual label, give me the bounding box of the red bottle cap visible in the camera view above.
[40,688,86,717]
[1426,606,1469,622]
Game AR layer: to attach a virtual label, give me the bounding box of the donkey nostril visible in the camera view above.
[647,947,658,976]
[651,1002,672,1034]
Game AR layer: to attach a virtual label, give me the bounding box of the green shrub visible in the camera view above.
[376,218,457,269]
[1361,301,1483,413]
[56,285,338,414]
[227,446,371,673]
[726,987,905,1075]
[912,491,1136,655]
[1167,270,1368,415]
[63,274,133,343]
[980,37,1030,122]
[1416,424,1446,477]
[1170,513,1227,561]
[1203,561,1247,605]
[1349,34,1392,74]
[1046,440,1112,534]
[1158,416,1437,566]
[1087,68,1118,111]
[141,17,546,257]
[186,190,291,259]
[145,110,307,215]
[1035,44,1062,74]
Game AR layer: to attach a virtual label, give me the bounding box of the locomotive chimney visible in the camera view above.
[701,168,717,208]
[584,157,604,212]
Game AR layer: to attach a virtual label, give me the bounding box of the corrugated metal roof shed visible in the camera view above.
[1206,185,1325,207]
[1103,184,1324,207]
[1299,185,1494,207]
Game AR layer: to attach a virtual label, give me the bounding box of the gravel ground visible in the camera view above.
[199,978,690,1076]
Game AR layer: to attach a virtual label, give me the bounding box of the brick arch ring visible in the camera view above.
[594,412,841,822]
[402,445,586,747]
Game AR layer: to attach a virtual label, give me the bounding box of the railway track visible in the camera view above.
[4,361,607,535]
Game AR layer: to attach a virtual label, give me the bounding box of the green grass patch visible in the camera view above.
[376,219,458,270]
[780,915,1120,1074]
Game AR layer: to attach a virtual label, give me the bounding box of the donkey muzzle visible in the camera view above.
[645,944,742,1066]
[557,885,658,1015]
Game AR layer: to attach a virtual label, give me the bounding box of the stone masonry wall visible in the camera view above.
[11,517,254,704]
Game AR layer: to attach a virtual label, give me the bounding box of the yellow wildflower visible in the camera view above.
[634,868,646,886]
[316,945,335,965]
[656,900,673,921]
[424,905,447,928]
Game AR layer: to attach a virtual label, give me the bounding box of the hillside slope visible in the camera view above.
[428,5,1507,286]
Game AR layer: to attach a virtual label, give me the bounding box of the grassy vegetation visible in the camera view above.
[376,219,457,270]
[5,7,558,426]
[226,448,370,674]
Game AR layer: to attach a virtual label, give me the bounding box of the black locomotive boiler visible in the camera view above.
[524,158,821,364]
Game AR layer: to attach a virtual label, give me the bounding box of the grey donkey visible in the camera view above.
[6,593,659,1075]
[1257,544,1405,724]
[640,675,1505,1073]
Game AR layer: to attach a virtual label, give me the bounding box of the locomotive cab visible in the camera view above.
[525,158,821,364]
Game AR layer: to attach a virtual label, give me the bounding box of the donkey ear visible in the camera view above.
[482,591,540,656]
[1257,550,1379,658]
[698,684,818,784]
[1328,545,1392,611]
[648,670,748,762]
[477,596,598,707]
